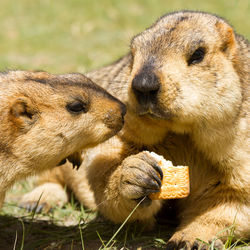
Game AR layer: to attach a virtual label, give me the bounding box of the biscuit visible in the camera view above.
[148,152,190,200]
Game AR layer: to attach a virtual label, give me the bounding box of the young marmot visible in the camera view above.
[0,70,125,208]
[21,11,249,249]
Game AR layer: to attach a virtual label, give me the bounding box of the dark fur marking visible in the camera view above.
[179,16,189,22]
[26,77,48,84]
[214,181,221,188]
[172,16,189,29]
[169,27,176,33]
[0,141,13,156]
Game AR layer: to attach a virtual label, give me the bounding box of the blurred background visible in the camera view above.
[0,0,249,74]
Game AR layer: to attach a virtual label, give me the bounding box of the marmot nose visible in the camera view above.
[132,71,160,104]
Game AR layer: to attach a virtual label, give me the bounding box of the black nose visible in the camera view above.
[132,70,160,105]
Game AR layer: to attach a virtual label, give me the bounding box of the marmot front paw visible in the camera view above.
[119,151,163,206]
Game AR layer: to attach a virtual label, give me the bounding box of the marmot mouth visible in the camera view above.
[138,107,173,121]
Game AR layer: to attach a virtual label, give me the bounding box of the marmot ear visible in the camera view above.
[10,97,38,129]
[215,21,237,57]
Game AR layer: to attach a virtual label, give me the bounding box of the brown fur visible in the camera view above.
[0,70,125,208]
[21,11,249,248]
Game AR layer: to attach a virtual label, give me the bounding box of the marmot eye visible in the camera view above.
[188,47,206,66]
[66,101,88,114]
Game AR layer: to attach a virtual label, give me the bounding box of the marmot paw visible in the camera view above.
[119,151,163,206]
[19,183,68,213]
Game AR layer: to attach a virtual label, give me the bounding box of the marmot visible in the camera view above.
[20,11,249,249]
[0,70,125,209]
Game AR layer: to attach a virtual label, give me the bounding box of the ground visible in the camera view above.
[0,0,250,249]
[1,179,176,249]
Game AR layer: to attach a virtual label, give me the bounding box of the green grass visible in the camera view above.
[1,188,173,249]
[1,185,249,249]
[0,0,249,73]
[1,0,250,249]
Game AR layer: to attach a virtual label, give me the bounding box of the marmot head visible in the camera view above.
[0,71,126,169]
[128,11,242,133]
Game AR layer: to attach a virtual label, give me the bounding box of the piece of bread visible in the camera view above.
[148,152,190,200]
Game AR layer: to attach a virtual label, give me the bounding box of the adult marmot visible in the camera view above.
[21,11,249,249]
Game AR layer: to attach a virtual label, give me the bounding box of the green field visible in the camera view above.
[0,0,250,249]
[0,0,249,74]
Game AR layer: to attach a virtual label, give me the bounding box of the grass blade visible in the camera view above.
[18,218,25,250]
[104,196,146,249]
[78,221,85,250]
